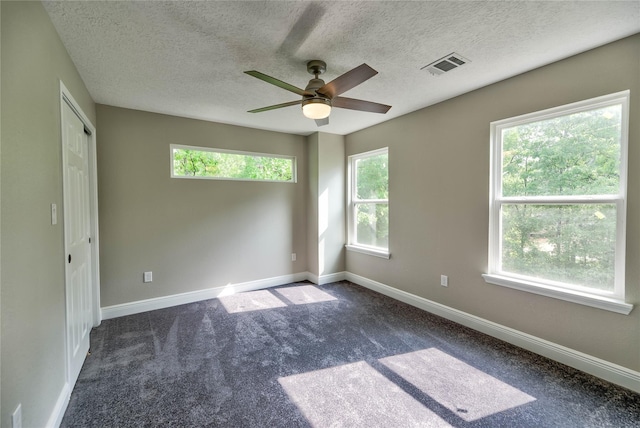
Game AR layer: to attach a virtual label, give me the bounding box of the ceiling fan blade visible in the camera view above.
[316,64,378,99]
[315,117,329,127]
[245,70,313,96]
[332,96,391,114]
[248,100,303,113]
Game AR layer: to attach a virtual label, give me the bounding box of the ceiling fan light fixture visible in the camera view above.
[302,98,331,119]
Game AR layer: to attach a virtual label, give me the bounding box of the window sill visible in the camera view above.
[345,245,390,259]
[482,274,633,315]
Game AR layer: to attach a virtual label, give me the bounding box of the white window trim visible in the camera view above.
[170,144,297,183]
[482,274,632,315]
[346,147,390,258]
[486,90,632,314]
[345,244,391,259]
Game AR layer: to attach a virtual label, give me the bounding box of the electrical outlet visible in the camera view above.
[440,275,448,287]
[143,271,153,283]
[291,253,297,262]
[12,404,22,428]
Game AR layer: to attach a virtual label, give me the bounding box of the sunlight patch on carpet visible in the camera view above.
[218,290,287,313]
[275,285,337,305]
[379,348,536,421]
[279,361,451,427]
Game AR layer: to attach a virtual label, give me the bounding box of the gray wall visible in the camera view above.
[316,133,345,276]
[306,133,320,276]
[1,2,96,426]
[96,105,307,307]
[345,35,640,371]
[307,133,346,278]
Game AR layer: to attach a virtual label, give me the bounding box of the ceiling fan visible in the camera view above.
[245,60,391,126]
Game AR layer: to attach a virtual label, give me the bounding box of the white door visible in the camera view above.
[62,99,93,386]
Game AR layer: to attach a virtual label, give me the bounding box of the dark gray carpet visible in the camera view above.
[62,281,640,427]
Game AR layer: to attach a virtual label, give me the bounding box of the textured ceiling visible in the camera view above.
[43,1,640,136]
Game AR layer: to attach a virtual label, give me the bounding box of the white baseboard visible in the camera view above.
[46,381,70,428]
[345,272,640,394]
[101,272,309,320]
[307,271,347,285]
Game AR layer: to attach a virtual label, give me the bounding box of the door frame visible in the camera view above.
[59,81,101,367]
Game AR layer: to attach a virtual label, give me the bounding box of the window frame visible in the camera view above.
[483,91,632,314]
[346,147,390,259]
[170,144,297,183]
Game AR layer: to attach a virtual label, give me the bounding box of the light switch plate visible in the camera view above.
[51,203,57,225]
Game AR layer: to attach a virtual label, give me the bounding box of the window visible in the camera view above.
[171,144,296,182]
[484,91,631,314]
[347,148,389,258]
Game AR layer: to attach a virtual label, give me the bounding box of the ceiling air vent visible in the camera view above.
[422,53,470,76]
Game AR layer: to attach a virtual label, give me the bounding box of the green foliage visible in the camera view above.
[355,153,389,248]
[502,204,616,290]
[356,203,389,248]
[356,154,388,199]
[173,148,293,182]
[502,106,621,196]
[500,105,622,291]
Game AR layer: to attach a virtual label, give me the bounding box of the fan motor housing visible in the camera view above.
[305,78,326,93]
